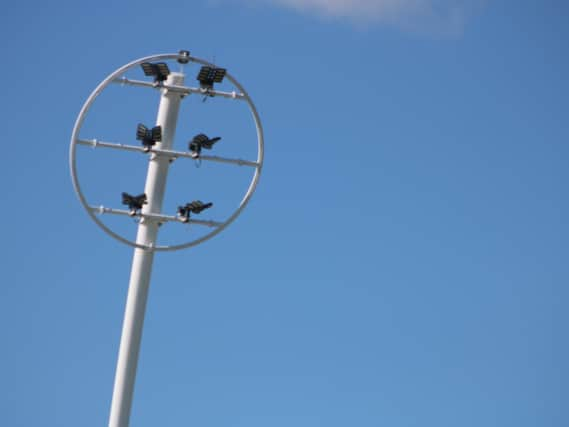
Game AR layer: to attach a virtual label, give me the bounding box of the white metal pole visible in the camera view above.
[108,72,185,427]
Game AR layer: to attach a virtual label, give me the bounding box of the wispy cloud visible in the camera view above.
[250,0,482,35]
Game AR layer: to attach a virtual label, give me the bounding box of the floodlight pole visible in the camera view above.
[108,72,185,427]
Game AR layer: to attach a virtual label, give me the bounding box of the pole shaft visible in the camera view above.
[108,73,185,427]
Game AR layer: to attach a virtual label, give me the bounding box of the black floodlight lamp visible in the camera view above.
[122,192,147,216]
[136,123,162,151]
[140,62,171,83]
[196,66,226,90]
[177,200,213,223]
[177,50,191,64]
[189,133,221,158]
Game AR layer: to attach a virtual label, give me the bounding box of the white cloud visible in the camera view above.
[252,0,482,35]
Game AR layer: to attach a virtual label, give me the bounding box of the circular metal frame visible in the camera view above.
[70,52,264,251]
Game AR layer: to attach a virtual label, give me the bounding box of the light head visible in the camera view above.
[177,200,213,222]
[122,192,147,216]
[189,133,221,157]
[196,66,226,90]
[136,124,162,151]
[141,62,171,83]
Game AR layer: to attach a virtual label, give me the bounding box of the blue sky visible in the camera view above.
[1,1,568,426]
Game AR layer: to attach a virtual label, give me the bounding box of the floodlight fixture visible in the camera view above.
[189,133,221,157]
[136,123,162,151]
[197,66,226,90]
[72,53,264,249]
[141,62,171,83]
[70,51,264,427]
[121,192,147,216]
[178,200,213,222]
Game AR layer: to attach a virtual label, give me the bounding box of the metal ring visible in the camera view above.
[70,53,264,251]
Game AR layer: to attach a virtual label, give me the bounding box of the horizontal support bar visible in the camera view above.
[89,205,223,228]
[113,77,245,100]
[197,154,260,168]
[76,139,260,168]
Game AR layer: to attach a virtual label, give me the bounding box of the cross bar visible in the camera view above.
[76,138,260,168]
[113,76,245,100]
[89,205,223,228]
